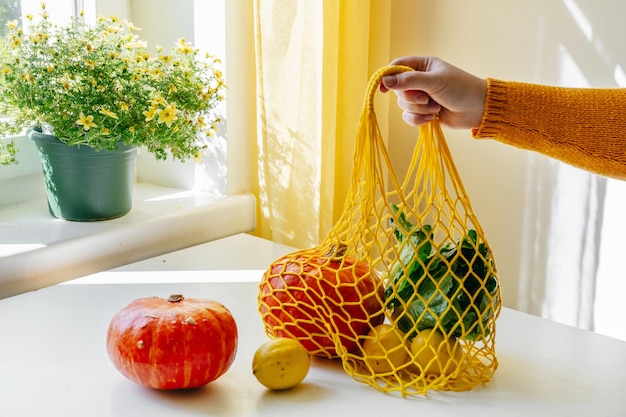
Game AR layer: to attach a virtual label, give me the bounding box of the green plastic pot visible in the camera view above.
[27,128,137,221]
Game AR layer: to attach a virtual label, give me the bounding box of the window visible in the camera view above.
[0,1,20,37]
[0,0,80,187]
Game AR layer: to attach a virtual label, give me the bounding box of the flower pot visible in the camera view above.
[28,128,137,221]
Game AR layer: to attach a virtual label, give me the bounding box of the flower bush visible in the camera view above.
[0,4,225,165]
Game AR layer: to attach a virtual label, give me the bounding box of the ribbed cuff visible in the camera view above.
[472,78,509,139]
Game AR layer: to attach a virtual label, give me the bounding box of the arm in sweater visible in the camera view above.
[472,79,626,180]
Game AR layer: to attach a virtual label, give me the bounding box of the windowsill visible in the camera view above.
[0,181,256,299]
[0,181,234,257]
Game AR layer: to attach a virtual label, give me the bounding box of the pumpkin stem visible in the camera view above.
[325,242,347,260]
[168,294,185,303]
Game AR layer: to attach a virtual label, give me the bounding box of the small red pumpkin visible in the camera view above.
[106,294,238,390]
[259,246,384,358]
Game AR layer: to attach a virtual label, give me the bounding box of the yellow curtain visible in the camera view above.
[252,0,391,248]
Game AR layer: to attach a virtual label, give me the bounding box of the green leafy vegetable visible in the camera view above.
[384,206,499,341]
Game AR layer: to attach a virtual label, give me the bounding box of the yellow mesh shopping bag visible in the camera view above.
[258,65,501,396]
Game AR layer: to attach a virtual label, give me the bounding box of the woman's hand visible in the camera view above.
[381,56,487,129]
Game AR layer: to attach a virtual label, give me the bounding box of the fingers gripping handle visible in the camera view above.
[365,65,414,111]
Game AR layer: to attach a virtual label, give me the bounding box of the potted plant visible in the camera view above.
[0,4,224,220]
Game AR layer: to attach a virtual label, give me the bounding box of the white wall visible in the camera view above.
[388,0,626,310]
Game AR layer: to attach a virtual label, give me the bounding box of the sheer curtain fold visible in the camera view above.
[517,157,606,331]
[253,0,390,248]
[253,0,323,248]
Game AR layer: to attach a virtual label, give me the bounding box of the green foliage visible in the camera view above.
[0,4,224,165]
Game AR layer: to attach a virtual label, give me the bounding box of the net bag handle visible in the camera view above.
[367,65,487,239]
[364,65,415,111]
[327,65,417,247]
[359,64,415,196]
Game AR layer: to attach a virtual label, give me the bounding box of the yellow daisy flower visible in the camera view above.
[150,96,166,106]
[156,104,178,127]
[76,114,97,131]
[143,107,157,121]
[99,108,118,119]
[125,21,141,31]
[125,40,147,49]
[149,68,164,78]
[175,37,195,54]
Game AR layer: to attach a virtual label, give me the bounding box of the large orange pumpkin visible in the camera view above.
[259,248,384,358]
[106,294,238,390]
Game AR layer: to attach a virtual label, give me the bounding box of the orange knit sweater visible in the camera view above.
[472,78,626,180]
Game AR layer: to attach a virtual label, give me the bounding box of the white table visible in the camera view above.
[1,233,625,416]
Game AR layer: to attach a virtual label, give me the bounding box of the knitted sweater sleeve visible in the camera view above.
[472,78,626,180]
